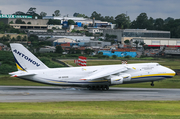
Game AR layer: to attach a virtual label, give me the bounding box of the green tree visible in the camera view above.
[84,25,87,29]
[174,25,180,38]
[68,20,75,25]
[38,41,52,46]
[1,35,8,42]
[15,19,26,24]
[139,41,145,46]
[73,13,88,18]
[84,49,93,55]
[85,32,93,36]
[22,36,27,41]
[16,35,22,41]
[98,52,103,55]
[9,21,13,24]
[124,40,130,45]
[40,12,47,17]
[148,17,154,30]
[53,10,60,16]
[105,34,110,39]
[90,11,103,20]
[26,7,41,19]
[115,13,131,29]
[75,49,81,54]
[130,13,149,29]
[26,7,36,15]
[47,19,61,25]
[13,11,26,15]
[77,14,88,18]
[164,19,180,38]
[52,27,56,30]
[103,16,115,24]
[47,29,53,32]
[164,17,174,24]
[55,45,63,53]
[6,34,11,40]
[133,40,139,48]
[11,37,16,42]
[154,18,164,30]
[105,34,117,40]
[112,55,117,59]
[28,35,39,48]
[73,13,79,17]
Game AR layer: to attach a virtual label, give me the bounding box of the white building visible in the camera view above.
[43,16,112,27]
[131,38,180,47]
[88,28,103,34]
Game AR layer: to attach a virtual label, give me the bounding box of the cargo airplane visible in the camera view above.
[9,43,176,90]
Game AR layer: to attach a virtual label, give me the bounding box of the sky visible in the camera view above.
[0,0,180,21]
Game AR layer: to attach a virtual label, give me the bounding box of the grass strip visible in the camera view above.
[0,101,180,119]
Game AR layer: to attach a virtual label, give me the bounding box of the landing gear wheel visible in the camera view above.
[97,86,101,90]
[105,85,109,90]
[151,81,154,86]
[92,86,95,90]
[87,86,91,90]
[101,86,105,90]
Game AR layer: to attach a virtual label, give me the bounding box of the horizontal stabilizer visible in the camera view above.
[9,71,36,77]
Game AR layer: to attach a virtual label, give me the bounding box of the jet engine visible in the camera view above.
[111,76,123,85]
[120,73,131,81]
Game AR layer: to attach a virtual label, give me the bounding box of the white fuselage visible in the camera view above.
[20,63,175,87]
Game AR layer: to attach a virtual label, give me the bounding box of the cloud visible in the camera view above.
[0,0,179,20]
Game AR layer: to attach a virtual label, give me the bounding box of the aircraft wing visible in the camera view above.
[9,71,36,77]
[81,66,128,80]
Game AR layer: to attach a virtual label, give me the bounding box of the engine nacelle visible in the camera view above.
[111,76,123,85]
[120,73,131,81]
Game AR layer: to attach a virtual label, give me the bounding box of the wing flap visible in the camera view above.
[81,66,127,80]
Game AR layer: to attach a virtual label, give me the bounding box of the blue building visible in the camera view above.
[99,50,137,57]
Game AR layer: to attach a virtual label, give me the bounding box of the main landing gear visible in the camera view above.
[151,81,154,86]
[87,85,109,91]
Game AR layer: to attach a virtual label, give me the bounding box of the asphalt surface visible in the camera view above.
[0,86,180,102]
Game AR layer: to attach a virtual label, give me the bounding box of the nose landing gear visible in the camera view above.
[151,81,154,86]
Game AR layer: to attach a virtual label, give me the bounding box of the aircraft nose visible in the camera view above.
[168,68,176,76]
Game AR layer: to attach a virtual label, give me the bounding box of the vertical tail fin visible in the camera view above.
[10,43,48,71]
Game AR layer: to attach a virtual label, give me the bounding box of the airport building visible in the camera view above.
[79,41,111,48]
[123,29,170,38]
[88,28,103,34]
[131,37,180,47]
[52,38,78,46]
[0,16,49,30]
[43,16,113,28]
[103,29,123,42]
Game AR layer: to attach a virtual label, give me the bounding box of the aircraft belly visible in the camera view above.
[31,75,109,86]
[130,76,164,82]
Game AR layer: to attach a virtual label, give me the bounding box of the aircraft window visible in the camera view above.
[59,77,61,78]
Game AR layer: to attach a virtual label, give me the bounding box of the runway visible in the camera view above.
[0,86,180,102]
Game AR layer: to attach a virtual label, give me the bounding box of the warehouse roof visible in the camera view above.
[53,38,77,43]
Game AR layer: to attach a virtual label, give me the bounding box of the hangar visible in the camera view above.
[131,38,180,48]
